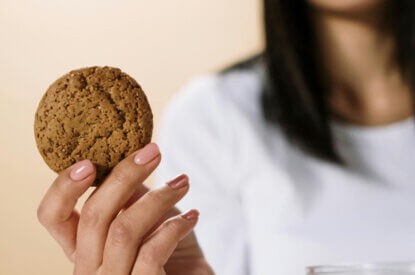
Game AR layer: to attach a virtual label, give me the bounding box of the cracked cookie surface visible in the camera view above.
[34,66,153,185]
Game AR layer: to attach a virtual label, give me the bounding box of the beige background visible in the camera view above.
[0,0,263,274]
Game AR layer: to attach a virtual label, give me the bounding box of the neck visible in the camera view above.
[310,5,413,126]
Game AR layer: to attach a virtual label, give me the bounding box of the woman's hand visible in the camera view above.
[37,143,214,275]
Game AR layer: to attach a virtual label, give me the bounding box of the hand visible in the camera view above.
[37,143,214,275]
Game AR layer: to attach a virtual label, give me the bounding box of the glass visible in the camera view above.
[307,263,415,274]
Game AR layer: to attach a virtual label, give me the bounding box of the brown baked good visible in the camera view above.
[34,66,153,185]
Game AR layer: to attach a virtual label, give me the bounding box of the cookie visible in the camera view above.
[34,66,153,185]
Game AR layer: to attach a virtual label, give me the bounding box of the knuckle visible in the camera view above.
[145,189,165,202]
[163,218,185,238]
[80,202,101,227]
[36,203,49,225]
[139,244,162,267]
[37,202,68,226]
[110,165,132,185]
[109,218,134,245]
[55,179,74,198]
[163,218,180,231]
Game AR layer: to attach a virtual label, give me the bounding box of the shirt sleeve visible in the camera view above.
[155,75,250,275]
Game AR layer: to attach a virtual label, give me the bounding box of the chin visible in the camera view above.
[306,0,389,14]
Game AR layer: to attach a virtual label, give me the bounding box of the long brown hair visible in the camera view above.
[261,0,415,162]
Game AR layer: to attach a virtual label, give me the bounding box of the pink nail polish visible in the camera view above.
[134,143,160,165]
[181,209,199,221]
[69,160,94,181]
[167,174,188,190]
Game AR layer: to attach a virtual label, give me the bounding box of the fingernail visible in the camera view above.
[181,209,199,221]
[69,160,94,181]
[167,174,188,190]
[134,143,160,165]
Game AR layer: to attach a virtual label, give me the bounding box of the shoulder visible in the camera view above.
[157,56,291,192]
[157,57,269,187]
[162,56,265,128]
[159,55,290,163]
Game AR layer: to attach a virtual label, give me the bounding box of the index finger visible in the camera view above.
[75,143,161,273]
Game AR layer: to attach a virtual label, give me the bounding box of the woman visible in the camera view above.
[37,0,415,274]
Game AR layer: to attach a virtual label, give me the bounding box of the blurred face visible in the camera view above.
[307,0,389,15]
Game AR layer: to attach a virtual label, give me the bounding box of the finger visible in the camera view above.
[37,160,96,261]
[75,143,161,273]
[100,174,189,274]
[122,183,149,211]
[132,210,199,275]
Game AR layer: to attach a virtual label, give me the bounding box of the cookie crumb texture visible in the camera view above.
[34,66,153,185]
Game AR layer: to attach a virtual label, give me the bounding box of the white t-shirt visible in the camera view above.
[155,63,415,275]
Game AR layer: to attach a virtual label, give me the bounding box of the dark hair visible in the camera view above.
[260,0,415,163]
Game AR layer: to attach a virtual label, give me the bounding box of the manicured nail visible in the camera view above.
[167,174,188,190]
[181,209,199,221]
[69,160,94,181]
[134,143,160,165]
